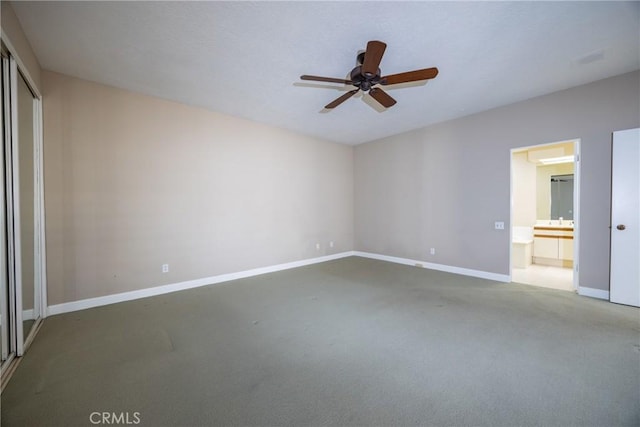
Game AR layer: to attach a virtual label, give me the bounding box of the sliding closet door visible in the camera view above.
[0,45,45,378]
[0,54,11,367]
[14,69,40,346]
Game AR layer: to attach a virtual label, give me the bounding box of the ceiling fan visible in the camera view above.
[300,40,438,110]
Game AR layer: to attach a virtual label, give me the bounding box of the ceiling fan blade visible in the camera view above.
[361,40,387,77]
[301,75,353,85]
[325,89,359,109]
[369,87,397,108]
[381,67,439,85]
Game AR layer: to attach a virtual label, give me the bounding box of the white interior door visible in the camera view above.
[610,128,640,307]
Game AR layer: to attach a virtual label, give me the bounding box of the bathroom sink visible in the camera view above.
[535,220,574,228]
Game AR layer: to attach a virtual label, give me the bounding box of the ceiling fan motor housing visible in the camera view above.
[350,66,381,92]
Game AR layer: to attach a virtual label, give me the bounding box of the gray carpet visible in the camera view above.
[2,257,639,426]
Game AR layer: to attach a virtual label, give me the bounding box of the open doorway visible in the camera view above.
[510,140,580,292]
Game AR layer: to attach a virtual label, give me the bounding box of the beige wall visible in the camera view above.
[355,71,640,291]
[1,0,41,91]
[536,163,575,220]
[512,151,537,227]
[43,71,354,305]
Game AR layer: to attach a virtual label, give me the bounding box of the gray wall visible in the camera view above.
[354,71,640,291]
[43,71,354,305]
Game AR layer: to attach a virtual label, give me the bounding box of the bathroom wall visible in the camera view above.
[512,151,537,227]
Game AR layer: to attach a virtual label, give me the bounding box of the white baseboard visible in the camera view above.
[45,250,532,316]
[47,251,356,316]
[353,251,511,282]
[577,286,610,300]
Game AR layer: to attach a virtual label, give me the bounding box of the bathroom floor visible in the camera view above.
[511,264,574,292]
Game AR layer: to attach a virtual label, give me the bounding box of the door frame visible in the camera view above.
[509,138,581,291]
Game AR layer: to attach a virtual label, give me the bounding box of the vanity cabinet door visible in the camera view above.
[559,238,573,261]
[533,237,559,258]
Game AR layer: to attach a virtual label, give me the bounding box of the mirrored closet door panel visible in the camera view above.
[0,53,12,369]
[16,69,39,344]
[1,43,45,386]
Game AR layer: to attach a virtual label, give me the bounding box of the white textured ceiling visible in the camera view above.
[10,1,640,145]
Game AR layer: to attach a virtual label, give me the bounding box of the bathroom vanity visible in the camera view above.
[533,222,573,268]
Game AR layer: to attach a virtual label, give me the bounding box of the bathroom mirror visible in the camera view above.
[550,174,574,220]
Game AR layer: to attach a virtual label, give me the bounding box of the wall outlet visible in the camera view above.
[315,243,320,250]
[162,264,169,273]
[329,241,334,248]
[430,248,435,255]
[495,221,505,230]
